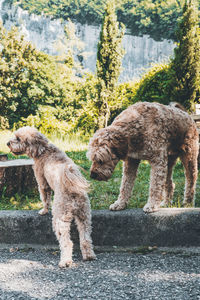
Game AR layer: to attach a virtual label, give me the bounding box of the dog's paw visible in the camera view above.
[143,203,159,213]
[38,208,49,216]
[109,201,126,211]
[59,260,74,268]
[83,253,97,261]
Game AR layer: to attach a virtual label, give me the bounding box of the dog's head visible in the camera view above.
[87,128,127,181]
[7,126,48,158]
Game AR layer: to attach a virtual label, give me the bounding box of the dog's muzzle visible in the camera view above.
[90,171,98,180]
[90,170,109,181]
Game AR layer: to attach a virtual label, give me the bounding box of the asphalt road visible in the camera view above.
[0,247,200,300]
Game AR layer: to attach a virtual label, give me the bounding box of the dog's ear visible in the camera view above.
[109,130,128,159]
[26,132,48,158]
[34,131,49,145]
[35,132,48,156]
[94,146,110,163]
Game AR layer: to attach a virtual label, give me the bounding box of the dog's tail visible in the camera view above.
[169,102,187,112]
[63,163,90,194]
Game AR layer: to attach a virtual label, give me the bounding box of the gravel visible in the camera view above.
[0,247,200,300]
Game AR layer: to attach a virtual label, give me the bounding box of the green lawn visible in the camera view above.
[1,130,200,210]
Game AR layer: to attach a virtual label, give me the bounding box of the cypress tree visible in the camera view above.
[169,0,200,111]
[96,0,125,128]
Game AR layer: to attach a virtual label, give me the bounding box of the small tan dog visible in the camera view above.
[7,126,96,267]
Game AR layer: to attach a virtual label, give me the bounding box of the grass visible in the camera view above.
[1,130,89,153]
[0,130,200,210]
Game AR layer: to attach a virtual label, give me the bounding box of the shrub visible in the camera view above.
[14,106,71,137]
[132,63,171,105]
[109,80,139,123]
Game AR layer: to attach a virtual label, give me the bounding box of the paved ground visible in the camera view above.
[0,247,200,300]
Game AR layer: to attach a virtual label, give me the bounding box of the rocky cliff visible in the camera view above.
[0,0,175,81]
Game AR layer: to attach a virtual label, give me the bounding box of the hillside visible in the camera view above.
[13,0,194,41]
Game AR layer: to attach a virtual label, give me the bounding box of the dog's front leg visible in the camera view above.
[38,185,52,215]
[110,158,140,211]
[34,166,52,215]
[143,157,167,213]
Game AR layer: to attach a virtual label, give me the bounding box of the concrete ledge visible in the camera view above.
[1,208,200,247]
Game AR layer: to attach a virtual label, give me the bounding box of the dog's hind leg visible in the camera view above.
[52,206,74,268]
[75,205,96,261]
[143,152,168,213]
[180,146,198,207]
[160,155,177,207]
[110,158,140,211]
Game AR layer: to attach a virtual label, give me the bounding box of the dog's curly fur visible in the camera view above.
[7,127,96,267]
[88,102,199,213]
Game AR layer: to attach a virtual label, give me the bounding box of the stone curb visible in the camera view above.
[1,208,200,247]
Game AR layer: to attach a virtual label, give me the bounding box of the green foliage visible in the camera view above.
[0,21,86,130]
[16,0,107,24]
[0,23,75,127]
[72,74,138,132]
[14,106,72,136]
[0,190,42,210]
[72,73,99,133]
[169,0,200,111]
[119,0,185,41]
[132,63,171,104]
[96,0,125,128]
[129,0,200,110]
[108,81,139,123]
[14,0,193,41]
[15,73,98,136]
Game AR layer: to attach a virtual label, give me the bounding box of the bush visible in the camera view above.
[14,106,71,137]
[109,80,139,123]
[132,63,171,105]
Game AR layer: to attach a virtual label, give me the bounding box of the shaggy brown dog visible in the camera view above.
[7,127,96,267]
[88,102,199,213]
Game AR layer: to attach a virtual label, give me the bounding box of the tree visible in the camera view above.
[169,0,200,111]
[0,23,73,128]
[96,0,125,128]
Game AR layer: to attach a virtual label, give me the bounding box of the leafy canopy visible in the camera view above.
[14,0,191,40]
